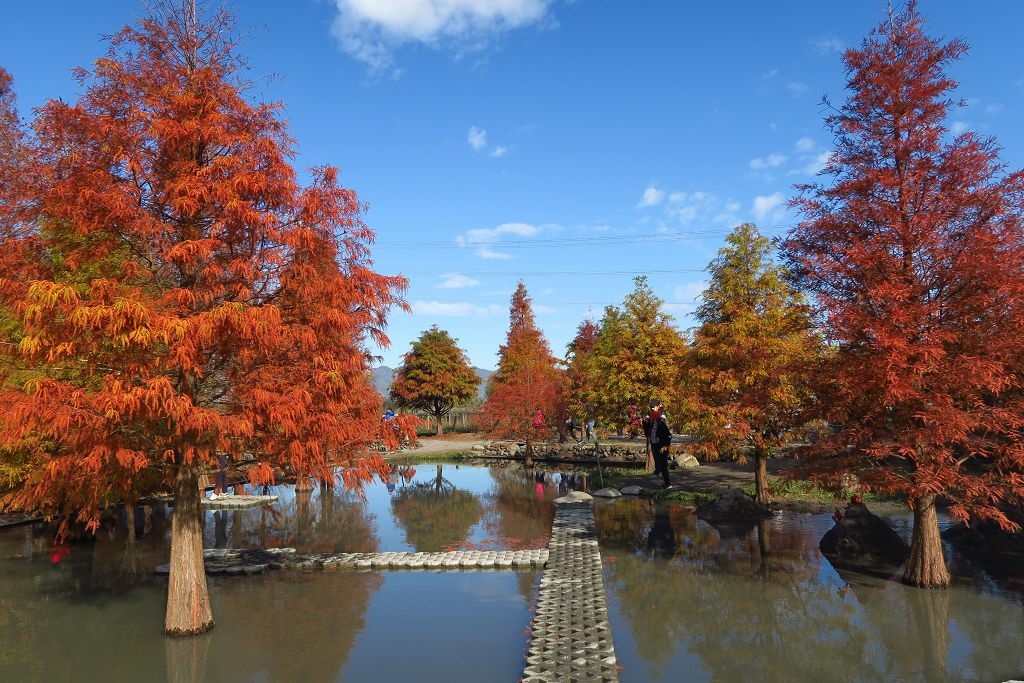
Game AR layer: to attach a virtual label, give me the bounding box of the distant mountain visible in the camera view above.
[373,365,492,402]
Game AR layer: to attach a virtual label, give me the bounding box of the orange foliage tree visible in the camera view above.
[783,3,1024,587]
[390,325,480,435]
[0,3,410,634]
[482,282,563,463]
[688,223,820,505]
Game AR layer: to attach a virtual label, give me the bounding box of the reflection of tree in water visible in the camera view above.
[234,484,379,554]
[594,501,722,566]
[197,571,384,682]
[391,464,483,552]
[602,509,1024,682]
[484,467,556,552]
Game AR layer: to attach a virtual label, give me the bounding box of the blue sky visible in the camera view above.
[3,1,1023,370]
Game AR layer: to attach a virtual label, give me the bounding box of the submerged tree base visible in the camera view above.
[165,620,216,638]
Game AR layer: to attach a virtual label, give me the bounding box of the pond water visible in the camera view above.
[0,463,1021,683]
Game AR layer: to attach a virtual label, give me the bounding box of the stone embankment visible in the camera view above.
[468,439,701,468]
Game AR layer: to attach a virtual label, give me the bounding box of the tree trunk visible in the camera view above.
[124,501,136,545]
[165,463,214,636]
[524,439,534,468]
[753,446,770,506]
[435,412,444,436]
[903,494,951,588]
[645,438,654,472]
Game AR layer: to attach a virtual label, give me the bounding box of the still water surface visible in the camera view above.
[0,463,1021,682]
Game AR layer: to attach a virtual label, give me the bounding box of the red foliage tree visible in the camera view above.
[0,2,410,634]
[482,282,563,464]
[784,3,1024,587]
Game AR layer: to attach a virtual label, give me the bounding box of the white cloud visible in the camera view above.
[468,126,487,151]
[985,103,1004,114]
[813,37,843,54]
[802,150,832,175]
[753,192,785,222]
[761,69,779,79]
[454,222,539,260]
[950,121,969,134]
[795,136,815,153]
[331,0,553,73]
[490,145,509,157]
[786,82,809,96]
[637,186,665,208]
[457,222,538,244]
[749,153,787,170]
[411,300,502,317]
[437,272,480,289]
[663,190,739,226]
[476,246,513,260]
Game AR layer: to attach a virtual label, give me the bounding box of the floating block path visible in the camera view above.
[157,498,620,681]
[522,501,619,682]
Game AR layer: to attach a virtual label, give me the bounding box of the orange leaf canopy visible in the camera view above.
[0,6,409,527]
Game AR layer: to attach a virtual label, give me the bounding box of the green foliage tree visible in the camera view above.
[563,318,598,427]
[390,325,479,435]
[585,277,687,454]
[688,223,820,505]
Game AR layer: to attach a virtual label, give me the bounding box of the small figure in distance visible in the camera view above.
[565,413,580,442]
[584,403,598,443]
[643,399,672,489]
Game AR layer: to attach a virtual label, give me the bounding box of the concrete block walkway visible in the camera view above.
[522,500,619,682]
[158,497,620,682]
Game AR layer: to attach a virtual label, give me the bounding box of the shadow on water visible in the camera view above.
[596,498,1024,683]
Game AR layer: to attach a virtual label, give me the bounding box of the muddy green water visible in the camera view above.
[0,464,1021,682]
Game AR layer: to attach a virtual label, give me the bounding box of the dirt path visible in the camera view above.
[406,433,486,455]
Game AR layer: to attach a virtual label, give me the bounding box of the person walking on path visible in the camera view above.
[584,403,598,443]
[644,400,673,488]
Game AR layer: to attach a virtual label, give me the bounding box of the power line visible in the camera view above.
[373,225,793,250]
[400,268,707,276]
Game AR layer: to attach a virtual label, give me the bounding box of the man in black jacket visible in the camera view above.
[644,400,672,489]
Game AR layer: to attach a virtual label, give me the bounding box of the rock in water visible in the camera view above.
[819,502,909,566]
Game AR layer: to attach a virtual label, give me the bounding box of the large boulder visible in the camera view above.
[819,502,909,567]
[673,453,700,468]
[696,487,773,524]
[592,487,622,498]
[555,490,593,504]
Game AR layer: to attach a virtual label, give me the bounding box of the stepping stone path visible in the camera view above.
[522,500,618,682]
[159,492,621,681]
